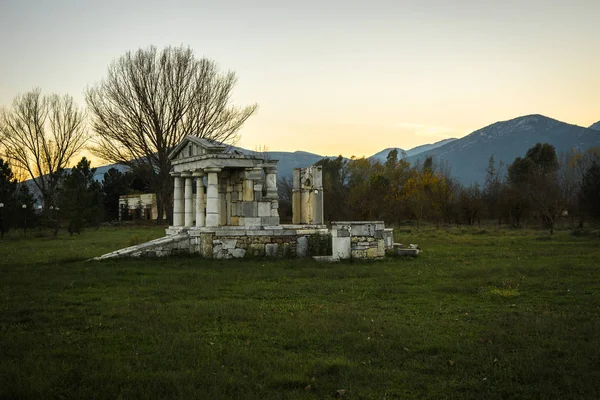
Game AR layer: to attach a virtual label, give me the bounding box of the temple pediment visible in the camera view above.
[168,135,227,161]
[169,136,278,173]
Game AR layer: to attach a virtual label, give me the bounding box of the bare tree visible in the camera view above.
[0,88,87,207]
[86,45,257,223]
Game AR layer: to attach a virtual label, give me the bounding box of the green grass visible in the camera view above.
[1,226,600,399]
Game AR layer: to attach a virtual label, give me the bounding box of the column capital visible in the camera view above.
[193,169,205,177]
[170,172,181,177]
[204,167,222,173]
[181,171,192,178]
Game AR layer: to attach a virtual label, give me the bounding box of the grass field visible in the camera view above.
[1,225,599,399]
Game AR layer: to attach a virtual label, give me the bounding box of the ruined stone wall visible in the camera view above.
[188,226,330,259]
[292,166,324,225]
[331,221,390,260]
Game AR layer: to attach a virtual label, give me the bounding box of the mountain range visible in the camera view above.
[88,114,600,187]
[405,115,600,184]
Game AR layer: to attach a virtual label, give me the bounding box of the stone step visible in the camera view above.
[91,234,189,260]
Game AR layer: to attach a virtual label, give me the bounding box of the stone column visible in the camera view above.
[264,164,279,200]
[172,172,184,227]
[194,171,205,227]
[183,172,193,226]
[292,168,301,224]
[205,168,222,227]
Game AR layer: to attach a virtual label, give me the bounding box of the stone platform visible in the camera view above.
[92,221,403,261]
[94,225,330,260]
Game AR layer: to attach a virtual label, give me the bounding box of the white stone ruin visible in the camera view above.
[93,136,409,261]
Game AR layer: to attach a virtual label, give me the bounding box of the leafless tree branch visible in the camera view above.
[0,88,88,205]
[85,45,257,223]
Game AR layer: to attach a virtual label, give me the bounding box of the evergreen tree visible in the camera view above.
[101,168,131,221]
[580,160,600,221]
[58,157,104,235]
[0,158,18,237]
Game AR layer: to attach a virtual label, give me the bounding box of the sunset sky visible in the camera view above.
[1,0,599,162]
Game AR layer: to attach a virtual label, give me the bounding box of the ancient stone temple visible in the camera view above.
[167,136,280,230]
[158,136,330,259]
[94,136,400,261]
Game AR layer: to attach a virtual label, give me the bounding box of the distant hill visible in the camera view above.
[92,163,129,182]
[404,138,457,158]
[407,114,600,185]
[368,139,457,164]
[590,121,600,131]
[368,147,405,164]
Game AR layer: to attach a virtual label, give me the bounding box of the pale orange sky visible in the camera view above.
[1,0,599,165]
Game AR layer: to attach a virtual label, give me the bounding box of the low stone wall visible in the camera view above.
[95,225,331,260]
[187,225,330,259]
[331,221,392,260]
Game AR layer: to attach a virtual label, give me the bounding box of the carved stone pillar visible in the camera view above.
[265,164,279,200]
[183,172,193,226]
[194,171,205,227]
[205,168,222,227]
[172,173,184,227]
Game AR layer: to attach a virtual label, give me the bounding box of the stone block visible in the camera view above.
[242,180,254,201]
[261,216,280,226]
[241,201,257,217]
[231,248,246,258]
[247,229,274,236]
[396,248,420,256]
[366,247,380,258]
[213,243,223,254]
[278,229,298,236]
[384,231,394,249]
[374,229,384,239]
[377,239,385,257]
[245,169,263,180]
[244,217,262,227]
[334,228,350,237]
[205,213,219,227]
[282,242,290,257]
[229,216,240,226]
[332,236,351,260]
[297,236,308,257]
[221,239,237,250]
[265,243,278,257]
[258,201,271,217]
[254,190,263,201]
[352,223,375,237]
